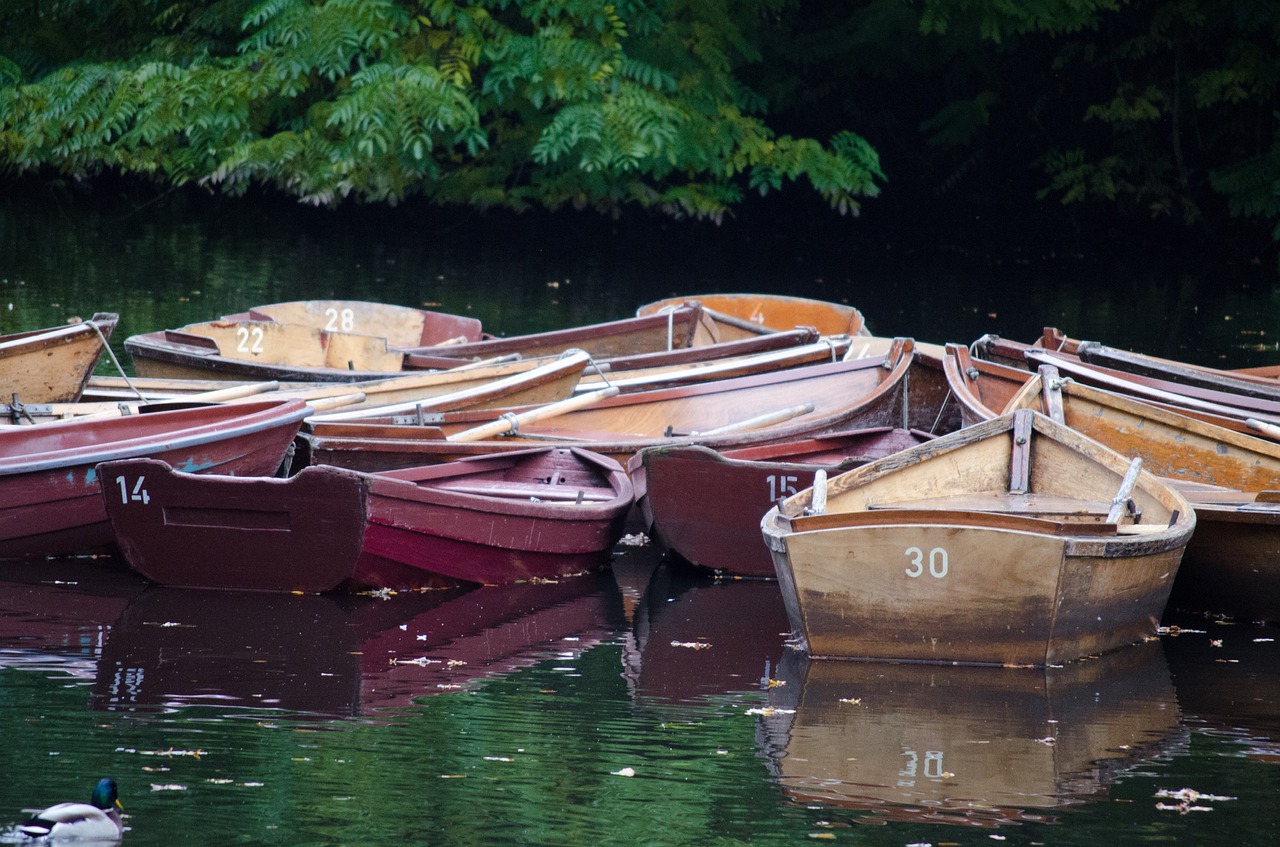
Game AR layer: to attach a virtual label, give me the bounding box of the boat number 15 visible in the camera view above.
[114,476,150,505]
[766,474,799,500]
[904,546,948,578]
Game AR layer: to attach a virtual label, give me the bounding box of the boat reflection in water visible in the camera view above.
[0,560,146,680]
[622,565,792,713]
[91,571,625,719]
[758,641,1186,826]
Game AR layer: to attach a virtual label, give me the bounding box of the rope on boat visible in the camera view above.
[89,320,146,401]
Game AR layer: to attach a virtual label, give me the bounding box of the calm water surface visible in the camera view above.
[0,191,1277,845]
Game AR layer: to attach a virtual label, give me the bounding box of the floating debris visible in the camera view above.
[746,707,796,717]
[1155,787,1236,813]
[670,641,712,650]
[612,767,636,777]
[616,533,649,547]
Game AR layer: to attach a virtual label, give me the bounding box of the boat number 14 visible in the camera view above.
[114,475,150,505]
[904,546,949,578]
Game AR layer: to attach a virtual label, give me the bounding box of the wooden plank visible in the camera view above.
[1009,408,1033,494]
[789,508,1120,537]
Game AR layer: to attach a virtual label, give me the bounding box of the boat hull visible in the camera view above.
[100,460,386,592]
[0,400,309,558]
[764,520,1184,666]
[631,429,931,577]
[361,448,634,585]
[1,313,118,405]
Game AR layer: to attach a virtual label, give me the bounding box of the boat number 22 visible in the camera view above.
[114,475,150,505]
[904,546,948,578]
[235,325,265,354]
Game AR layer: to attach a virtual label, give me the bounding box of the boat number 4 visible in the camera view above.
[766,474,799,500]
[325,307,356,333]
[235,325,265,355]
[114,475,150,505]
[904,546,948,578]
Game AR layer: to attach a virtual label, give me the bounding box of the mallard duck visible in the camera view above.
[18,778,123,841]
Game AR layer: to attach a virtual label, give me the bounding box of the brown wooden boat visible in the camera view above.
[758,641,1182,822]
[232,299,485,347]
[974,333,1280,426]
[299,340,934,472]
[995,364,1280,624]
[0,398,309,559]
[123,318,475,382]
[0,313,119,410]
[101,447,632,590]
[762,409,1195,666]
[636,293,870,337]
[398,301,772,364]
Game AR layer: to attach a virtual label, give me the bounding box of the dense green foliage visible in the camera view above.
[2,0,1279,244]
[0,0,882,220]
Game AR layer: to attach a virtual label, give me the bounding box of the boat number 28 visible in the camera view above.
[325,307,356,333]
[904,546,948,578]
[114,475,150,505]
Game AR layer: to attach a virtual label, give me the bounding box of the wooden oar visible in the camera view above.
[690,403,815,436]
[1247,417,1280,440]
[447,386,620,443]
[1106,457,1145,523]
[305,392,368,412]
[179,381,281,403]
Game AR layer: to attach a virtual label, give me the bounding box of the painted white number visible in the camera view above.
[766,474,799,500]
[904,546,949,578]
[324,307,355,333]
[235,325,265,354]
[115,475,150,505]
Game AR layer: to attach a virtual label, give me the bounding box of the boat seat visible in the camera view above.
[788,507,1120,537]
[868,492,1115,521]
[427,481,615,502]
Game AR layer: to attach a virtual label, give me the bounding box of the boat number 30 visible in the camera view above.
[235,325,265,355]
[324,307,356,333]
[904,546,949,578]
[114,475,150,505]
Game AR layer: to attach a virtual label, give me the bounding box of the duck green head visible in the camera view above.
[91,778,123,811]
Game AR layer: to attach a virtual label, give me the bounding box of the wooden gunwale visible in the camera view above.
[635,293,871,337]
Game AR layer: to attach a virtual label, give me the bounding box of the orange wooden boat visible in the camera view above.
[0,313,118,410]
[636,293,870,337]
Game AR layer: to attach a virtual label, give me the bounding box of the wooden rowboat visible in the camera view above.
[758,641,1181,820]
[123,318,473,382]
[398,301,772,364]
[762,409,1195,666]
[630,427,937,578]
[359,447,633,585]
[1,313,119,409]
[997,364,1280,624]
[299,340,934,472]
[230,299,485,348]
[0,398,310,559]
[636,293,870,337]
[99,459,388,593]
[100,447,632,590]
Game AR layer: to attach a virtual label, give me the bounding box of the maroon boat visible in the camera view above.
[360,447,634,585]
[98,458,445,593]
[100,446,632,590]
[630,429,933,577]
[0,399,309,559]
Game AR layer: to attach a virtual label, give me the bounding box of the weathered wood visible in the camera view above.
[446,386,621,442]
[761,410,1194,666]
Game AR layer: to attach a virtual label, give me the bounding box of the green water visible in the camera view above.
[0,188,1277,846]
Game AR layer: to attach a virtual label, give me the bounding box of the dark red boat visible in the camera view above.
[98,458,442,592]
[0,399,309,559]
[630,429,933,577]
[101,447,633,590]
[360,447,634,585]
